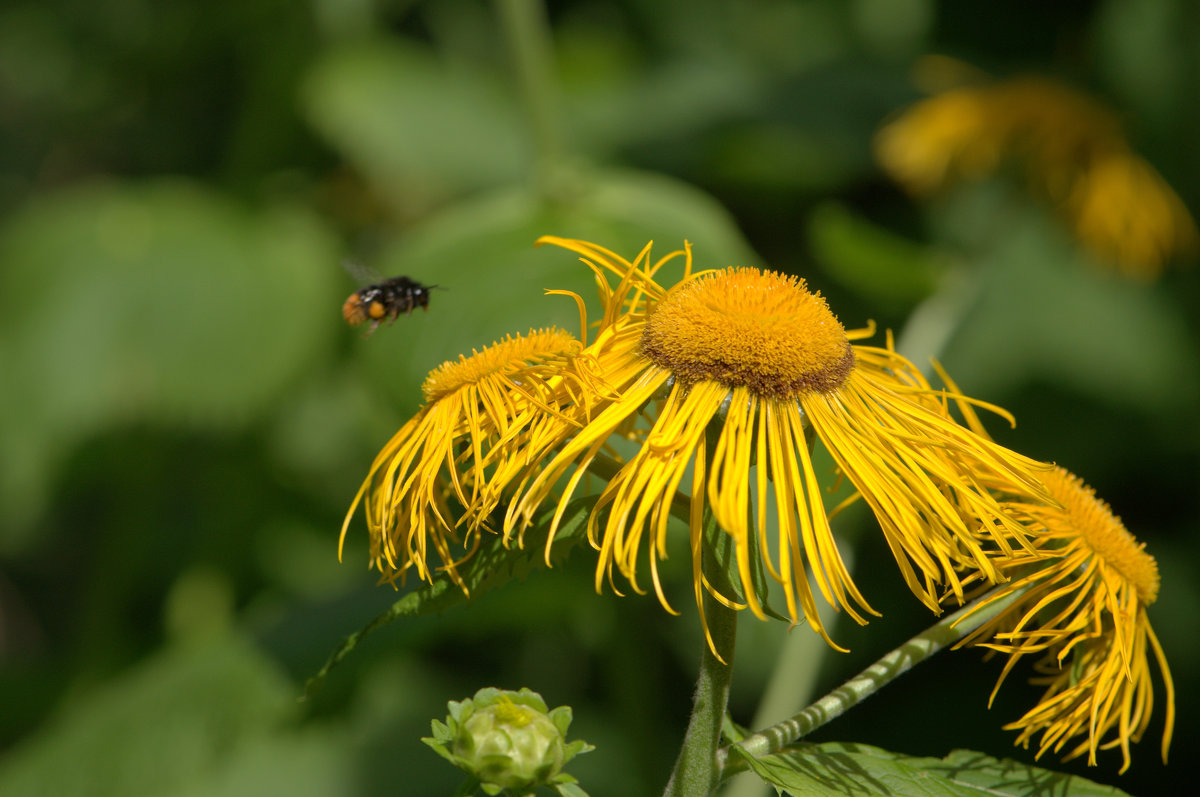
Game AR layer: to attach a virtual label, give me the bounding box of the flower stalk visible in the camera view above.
[721,586,1022,771]
[496,0,565,172]
[664,515,740,797]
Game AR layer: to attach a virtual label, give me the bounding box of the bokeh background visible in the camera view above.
[1,1,1197,795]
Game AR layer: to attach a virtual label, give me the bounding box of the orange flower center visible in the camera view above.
[1045,467,1160,605]
[639,268,854,399]
[422,329,580,402]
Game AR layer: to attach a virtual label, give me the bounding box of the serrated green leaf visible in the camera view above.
[729,742,1132,797]
[935,749,1131,795]
[305,496,594,696]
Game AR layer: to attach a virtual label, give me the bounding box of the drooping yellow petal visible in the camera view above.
[342,328,601,591]
[955,466,1173,772]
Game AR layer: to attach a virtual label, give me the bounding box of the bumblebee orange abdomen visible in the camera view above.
[342,275,436,334]
[342,294,368,325]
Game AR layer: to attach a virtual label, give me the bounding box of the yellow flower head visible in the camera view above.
[874,86,1005,195]
[875,60,1198,278]
[1068,152,1199,279]
[511,238,1052,653]
[955,466,1174,773]
[341,328,602,591]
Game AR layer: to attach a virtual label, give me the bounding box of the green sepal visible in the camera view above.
[554,782,593,797]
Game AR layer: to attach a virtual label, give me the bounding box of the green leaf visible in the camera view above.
[1095,0,1183,128]
[0,180,339,547]
[0,635,301,797]
[168,731,354,797]
[301,37,527,211]
[723,714,752,744]
[808,201,941,309]
[305,496,594,696]
[729,742,1132,797]
[702,505,786,623]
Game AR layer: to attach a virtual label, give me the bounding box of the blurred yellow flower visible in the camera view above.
[341,328,603,592]
[955,467,1174,773]
[510,237,1052,653]
[874,86,1006,195]
[876,60,1198,278]
[1069,152,1198,278]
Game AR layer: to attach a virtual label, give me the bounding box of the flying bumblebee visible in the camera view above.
[342,269,437,335]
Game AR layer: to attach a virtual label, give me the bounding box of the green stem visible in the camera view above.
[495,0,564,170]
[585,452,622,482]
[720,568,847,797]
[719,586,1021,773]
[663,567,739,797]
[593,449,738,795]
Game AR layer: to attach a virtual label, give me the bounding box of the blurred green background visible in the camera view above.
[1,1,1196,795]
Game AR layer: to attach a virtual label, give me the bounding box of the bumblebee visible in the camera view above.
[342,275,435,334]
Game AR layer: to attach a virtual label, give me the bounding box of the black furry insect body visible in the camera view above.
[342,276,435,334]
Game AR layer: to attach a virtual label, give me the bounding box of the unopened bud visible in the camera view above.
[424,687,593,794]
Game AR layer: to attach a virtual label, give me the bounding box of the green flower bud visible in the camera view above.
[424,687,593,795]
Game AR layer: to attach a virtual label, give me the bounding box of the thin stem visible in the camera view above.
[719,586,1022,772]
[663,564,739,797]
[495,0,564,169]
[720,562,849,797]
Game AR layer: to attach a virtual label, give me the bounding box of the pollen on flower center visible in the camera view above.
[422,328,580,402]
[1045,468,1161,605]
[639,268,855,399]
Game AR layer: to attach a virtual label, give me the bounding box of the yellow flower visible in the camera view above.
[341,328,602,591]
[954,467,1174,773]
[1068,152,1199,280]
[875,60,1198,278]
[510,238,1052,653]
[873,85,1005,195]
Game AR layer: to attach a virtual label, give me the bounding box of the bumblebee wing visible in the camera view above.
[341,259,384,285]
